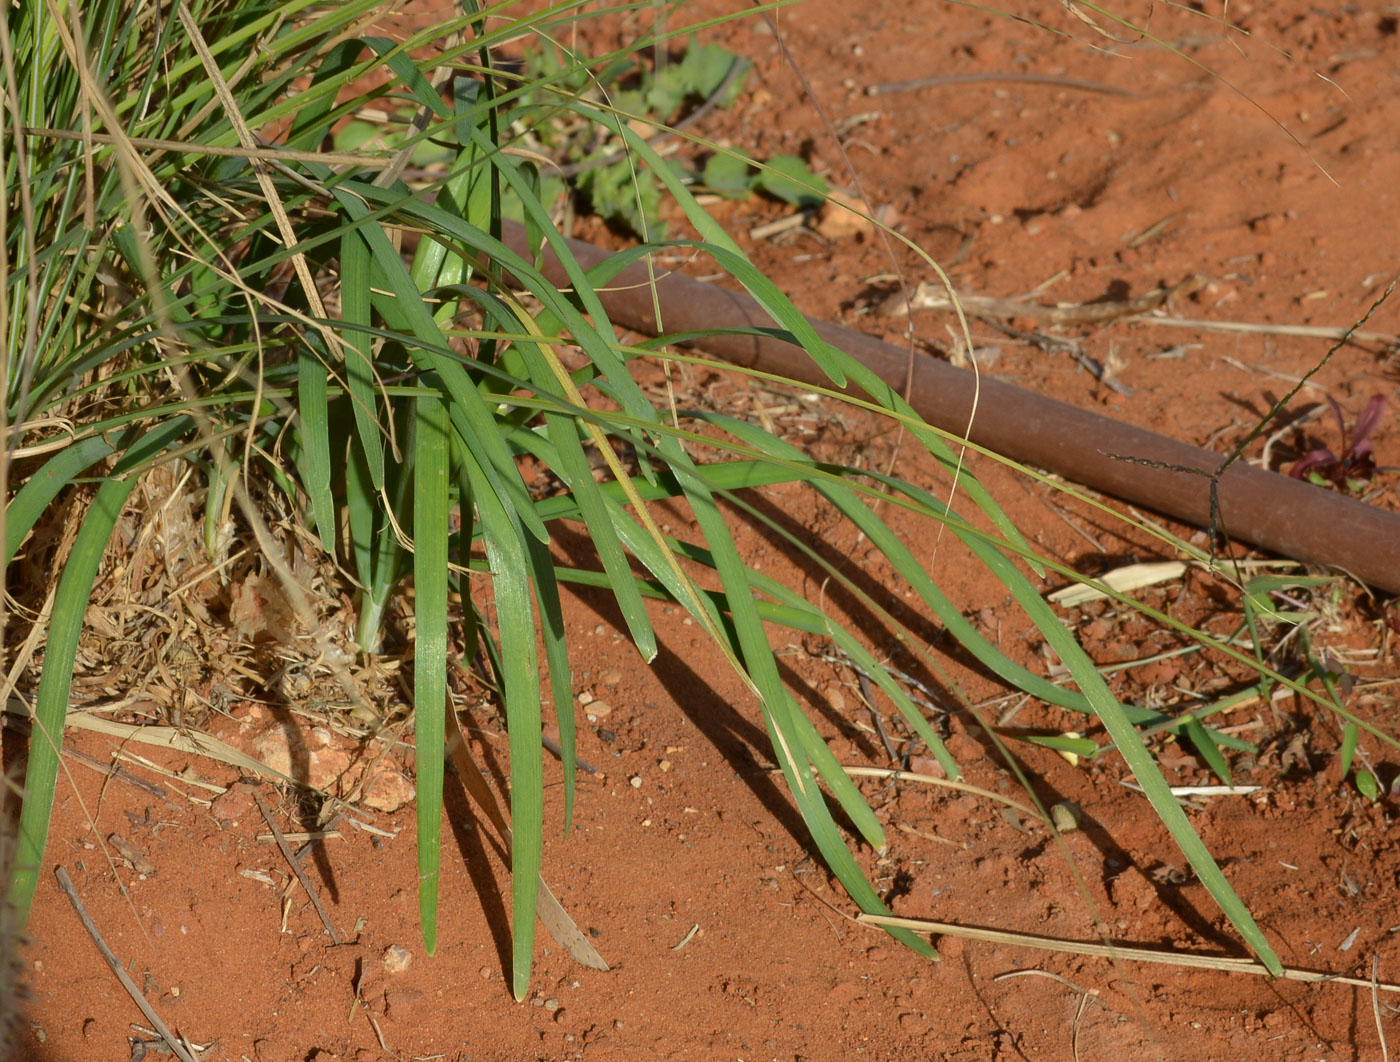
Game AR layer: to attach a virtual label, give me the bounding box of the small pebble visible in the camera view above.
[629,776,642,788]
[382,945,412,974]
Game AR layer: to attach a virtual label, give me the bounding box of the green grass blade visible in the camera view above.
[455,438,542,1001]
[314,174,549,547]
[296,338,336,553]
[640,496,937,950]
[365,37,453,119]
[413,383,451,954]
[339,227,386,490]
[344,440,377,604]
[688,413,1107,718]
[1182,718,1233,787]
[563,424,657,661]
[5,434,118,567]
[659,450,937,954]
[6,417,189,927]
[1340,722,1360,777]
[525,531,578,832]
[7,477,135,926]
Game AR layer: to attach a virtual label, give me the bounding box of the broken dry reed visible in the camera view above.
[841,765,1043,821]
[1374,954,1391,1062]
[1135,314,1397,347]
[53,867,200,1062]
[858,912,1400,995]
[992,970,1104,1062]
[253,791,343,945]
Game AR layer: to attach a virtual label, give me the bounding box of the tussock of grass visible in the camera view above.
[15,0,1388,1007]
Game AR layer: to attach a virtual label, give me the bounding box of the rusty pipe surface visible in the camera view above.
[499,222,1400,594]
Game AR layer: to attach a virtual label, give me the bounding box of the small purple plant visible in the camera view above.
[1289,393,1388,491]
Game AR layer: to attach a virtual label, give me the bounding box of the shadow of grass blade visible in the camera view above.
[510,426,939,953]
[680,503,962,780]
[689,412,1106,718]
[643,445,938,954]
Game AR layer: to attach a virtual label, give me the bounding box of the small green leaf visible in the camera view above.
[612,88,647,120]
[645,76,685,120]
[1339,722,1359,777]
[1018,734,1100,758]
[703,152,753,199]
[1183,717,1233,787]
[675,41,745,100]
[1356,769,1380,803]
[333,119,383,153]
[577,163,666,240]
[755,154,827,207]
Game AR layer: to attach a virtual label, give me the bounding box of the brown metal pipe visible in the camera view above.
[500,222,1400,594]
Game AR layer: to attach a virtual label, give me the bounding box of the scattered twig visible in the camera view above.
[54,867,201,1062]
[859,912,1400,992]
[842,766,1044,821]
[866,71,1140,98]
[0,717,168,797]
[883,274,1206,323]
[1199,277,1398,564]
[445,712,609,971]
[253,792,343,945]
[1118,782,1262,798]
[981,315,1083,356]
[107,834,156,877]
[853,671,900,766]
[256,830,343,845]
[748,212,808,241]
[1133,314,1397,347]
[993,969,1106,1061]
[540,733,598,775]
[1375,955,1390,1062]
[350,960,392,1053]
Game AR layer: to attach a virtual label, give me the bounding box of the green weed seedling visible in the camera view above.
[505,36,755,236]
